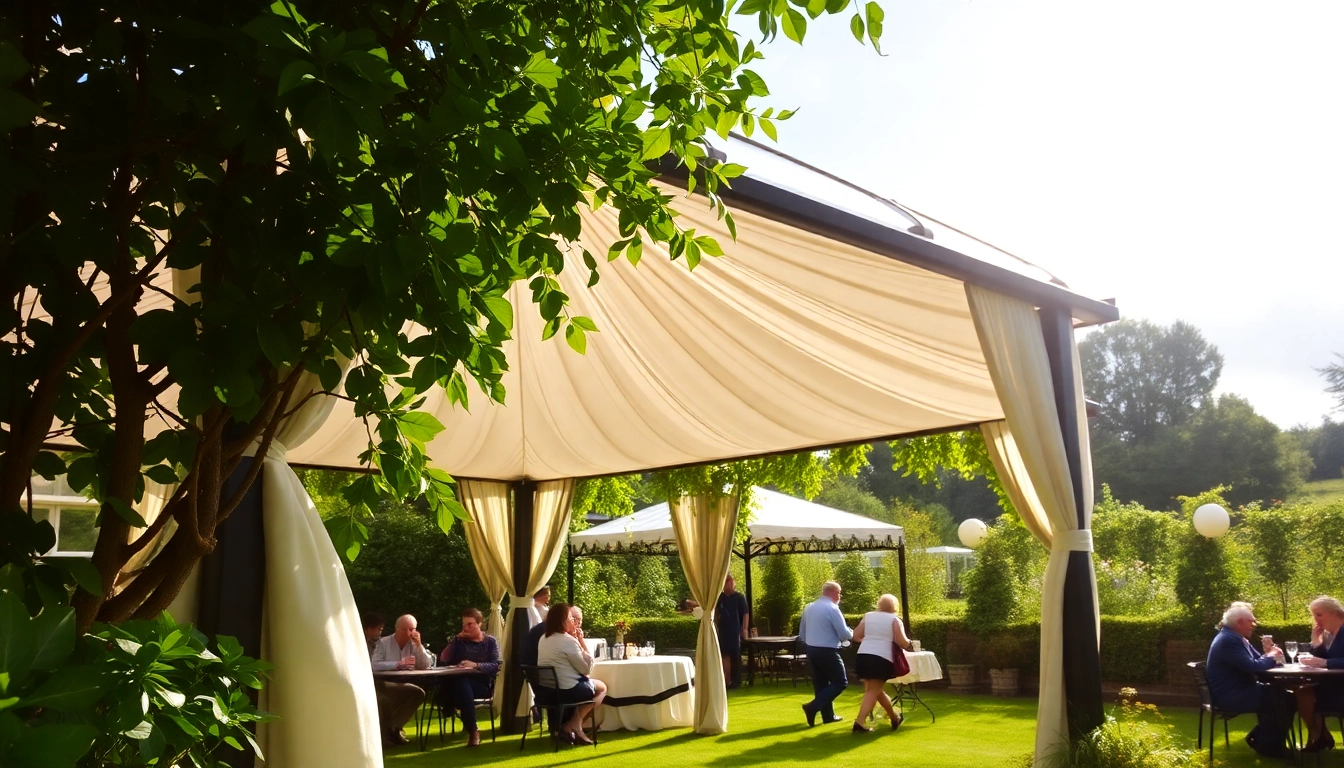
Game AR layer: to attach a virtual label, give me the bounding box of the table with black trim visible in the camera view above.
[591,655,696,731]
[1259,664,1344,765]
[743,635,799,686]
[373,666,475,750]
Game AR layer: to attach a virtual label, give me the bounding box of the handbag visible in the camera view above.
[892,643,911,678]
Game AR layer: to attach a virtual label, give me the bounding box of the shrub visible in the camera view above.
[588,616,700,650]
[757,555,802,636]
[1095,559,1178,617]
[962,525,1019,632]
[1039,689,1203,768]
[633,557,677,616]
[833,552,878,612]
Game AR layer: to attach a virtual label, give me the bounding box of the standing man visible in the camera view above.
[715,575,750,689]
[534,586,552,619]
[798,581,852,727]
[369,614,435,746]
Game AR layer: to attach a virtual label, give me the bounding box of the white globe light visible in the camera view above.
[959,518,989,549]
[1193,503,1230,538]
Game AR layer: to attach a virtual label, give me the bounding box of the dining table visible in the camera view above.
[1259,662,1344,765]
[591,655,696,732]
[742,635,799,686]
[372,666,475,750]
[885,650,943,722]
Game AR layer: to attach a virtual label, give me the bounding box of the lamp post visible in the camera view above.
[958,518,988,549]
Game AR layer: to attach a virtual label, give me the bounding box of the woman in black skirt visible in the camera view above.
[851,593,913,733]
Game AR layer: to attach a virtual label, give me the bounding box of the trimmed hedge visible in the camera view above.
[595,612,1317,686]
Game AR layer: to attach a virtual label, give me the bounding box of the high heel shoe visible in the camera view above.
[852,721,874,733]
[891,714,903,731]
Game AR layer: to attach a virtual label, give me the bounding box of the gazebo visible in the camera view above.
[69,133,1118,766]
[568,487,910,629]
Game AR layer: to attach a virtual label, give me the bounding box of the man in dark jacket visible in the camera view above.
[1206,601,1292,758]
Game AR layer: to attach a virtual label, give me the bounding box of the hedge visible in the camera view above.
[589,613,1317,686]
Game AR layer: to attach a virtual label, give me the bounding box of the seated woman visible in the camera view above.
[850,593,912,733]
[535,601,607,744]
[1296,596,1344,752]
[436,608,501,747]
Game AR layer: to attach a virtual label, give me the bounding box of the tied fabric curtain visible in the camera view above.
[966,285,1098,765]
[458,479,574,716]
[668,492,740,734]
[252,367,381,768]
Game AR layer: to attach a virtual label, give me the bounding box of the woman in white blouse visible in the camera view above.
[535,602,607,744]
[850,593,913,733]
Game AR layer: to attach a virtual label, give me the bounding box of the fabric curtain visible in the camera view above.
[252,368,381,768]
[668,492,740,734]
[966,285,1098,765]
[458,479,575,716]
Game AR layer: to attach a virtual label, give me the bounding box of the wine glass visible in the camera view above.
[1285,641,1298,664]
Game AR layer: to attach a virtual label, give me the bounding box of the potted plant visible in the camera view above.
[945,626,979,692]
[983,633,1024,697]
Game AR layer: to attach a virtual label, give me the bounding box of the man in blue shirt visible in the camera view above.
[797,581,852,727]
[1206,601,1292,758]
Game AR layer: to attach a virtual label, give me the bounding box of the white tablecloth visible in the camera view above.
[891,651,943,684]
[592,656,695,732]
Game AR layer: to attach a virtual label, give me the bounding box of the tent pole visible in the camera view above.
[743,544,754,633]
[897,542,911,635]
[566,545,575,604]
[1040,305,1104,739]
[501,480,537,735]
[195,448,264,768]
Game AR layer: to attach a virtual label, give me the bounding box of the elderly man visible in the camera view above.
[1206,601,1293,758]
[369,614,435,746]
[797,581,852,727]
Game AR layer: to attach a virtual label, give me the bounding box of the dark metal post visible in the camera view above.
[1040,305,1105,739]
[196,455,265,768]
[566,545,575,604]
[897,542,911,635]
[501,480,536,734]
[742,544,754,632]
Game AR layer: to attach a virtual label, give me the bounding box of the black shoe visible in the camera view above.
[802,703,817,727]
[891,714,903,731]
[852,721,873,733]
[1304,731,1336,753]
[824,715,844,724]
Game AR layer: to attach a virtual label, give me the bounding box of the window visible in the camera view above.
[29,476,100,556]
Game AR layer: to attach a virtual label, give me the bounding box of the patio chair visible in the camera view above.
[772,638,808,688]
[435,684,497,744]
[519,665,598,753]
[1188,661,1257,761]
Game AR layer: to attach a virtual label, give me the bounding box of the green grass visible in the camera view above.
[1293,477,1344,505]
[382,686,1321,767]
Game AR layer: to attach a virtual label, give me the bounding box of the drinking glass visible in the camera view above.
[1286,641,1298,664]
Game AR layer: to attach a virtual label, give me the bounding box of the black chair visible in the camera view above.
[772,638,808,688]
[1188,661,1257,762]
[519,665,598,753]
[435,684,497,744]
[664,647,698,659]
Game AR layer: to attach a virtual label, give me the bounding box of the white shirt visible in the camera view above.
[370,633,434,672]
[857,611,899,662]
[536,632,594,689]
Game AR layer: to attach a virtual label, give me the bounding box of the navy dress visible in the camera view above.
[1206,627,1293,755]
[1309,631,1344,710]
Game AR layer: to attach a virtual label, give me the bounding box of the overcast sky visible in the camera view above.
[735,0,1343,428]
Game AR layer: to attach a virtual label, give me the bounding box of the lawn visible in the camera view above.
[383,685,1315,767]
[1293,477,1344,505]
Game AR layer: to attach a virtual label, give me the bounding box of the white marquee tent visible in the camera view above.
[46,134,1117,766]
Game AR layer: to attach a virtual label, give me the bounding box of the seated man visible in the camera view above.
[369,614,435,746]
[1206,601,1292,758]
[437,608,501,747]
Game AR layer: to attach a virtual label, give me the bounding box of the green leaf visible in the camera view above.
[640,127,673,161]
[107,498,149,528]
[826,0,850,12]
[565,323,587,355]
[0,41,30,85]
[31,452,65,481]
[482,296,514,331]
[277,59,319,95]
[850,12,864,42]
[626,238,643,266]
[718,163,748,179]
[759,117,778,141]
[396,412,445,444]
[782,8,807,43]
[520,52,563,88]
[865,1,884,51]
[29,605,75,671]
[435,497,468,534]
[571,316,598,332]
[0,90,40,134]
[6,722,98,767]
[124,720,153,739]
[317,358,343,392]
[694,236,725,257]
[60,560,102,598]
[145,464,180,485]
[0,591,35,682]
[20,665,103,711]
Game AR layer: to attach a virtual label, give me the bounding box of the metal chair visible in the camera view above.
[519,665,598,753]
[1188,661,1257,762]
[772,638,808,688]
[436,685,497,744]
